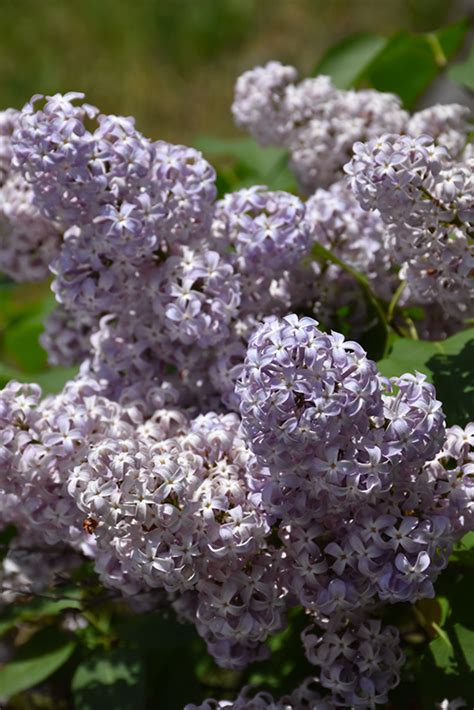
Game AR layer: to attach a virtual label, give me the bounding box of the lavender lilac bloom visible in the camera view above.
[232,61,472,195]
[0,110,61,281]
[345,133,474,318]
[0,82,472,708]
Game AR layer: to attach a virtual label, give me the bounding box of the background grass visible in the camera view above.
[0,0,469,143]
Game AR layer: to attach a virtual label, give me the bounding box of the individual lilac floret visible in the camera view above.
[231,61,298,145]
[435,699,467,710]
[302,618,404,707]
[214,186,311,277]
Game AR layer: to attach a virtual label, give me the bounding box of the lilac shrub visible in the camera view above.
[0,80,472,708]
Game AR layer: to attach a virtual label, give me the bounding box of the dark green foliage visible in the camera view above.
[313,20,469,108]
[378,329,474,426]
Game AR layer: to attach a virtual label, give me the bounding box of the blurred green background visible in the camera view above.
[0,0,471,144]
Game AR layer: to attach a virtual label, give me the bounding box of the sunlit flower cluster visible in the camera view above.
[0,78,472,709]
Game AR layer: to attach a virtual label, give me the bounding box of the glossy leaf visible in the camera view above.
[0,363,79,394]
[313,32,387,88]
[364,21,468,107]
[448,42,474,90]
[193,135,297,193]
[4,314,48,372]
[450,532,474,568]
[0,628,75,699]
[72,649,145,710]
[377,328,474,425]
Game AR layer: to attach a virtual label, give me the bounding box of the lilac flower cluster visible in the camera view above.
[232,63,473,326]
[2,313,472,706]
[187,619,404,708]
[302,618,404,707]
[0,82,473,708]
[238,316,470,613]
[0,110,60,281]
[232,61,471,195]
[7,94,321,403]
[185,680,333,709]
[345,133,474,318]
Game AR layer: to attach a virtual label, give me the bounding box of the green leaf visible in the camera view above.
[448,42,474,90]
[0,525,17,562]
[72,649,145,710]
[450,532,474,567]
[416,567,474,707]
[0,628,75,699]
[454,623,474,672]
[437,19,470,59]
[194,136,284,173]
[117,613,196,652]
[429,632,457,673]
[377,338,439,379]
[312,33,387,89]
[377,327,474,425]
[34,366,79,394]
[0,362,26,387]
[366,32,438,108]
[0,594,82,638]
[0,364,78,394]
[364,21,468,108]
[193,136,297,193]
[3,314,48,372]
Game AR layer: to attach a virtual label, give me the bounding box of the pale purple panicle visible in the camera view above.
[0,79,471,710]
